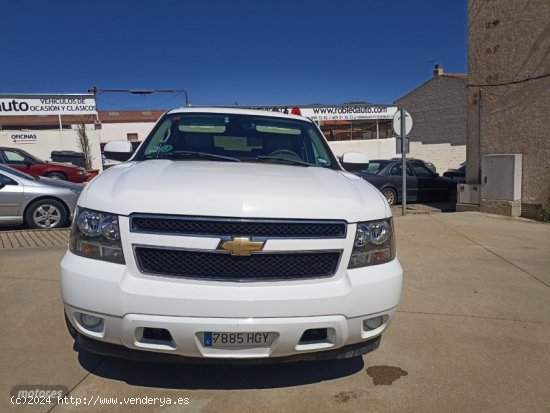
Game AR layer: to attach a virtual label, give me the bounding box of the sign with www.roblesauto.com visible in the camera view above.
[0,94,97,116]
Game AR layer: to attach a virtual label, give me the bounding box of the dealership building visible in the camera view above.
[0,91,468,177]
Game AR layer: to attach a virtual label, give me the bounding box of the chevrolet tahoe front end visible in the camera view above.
[60,108,402,362]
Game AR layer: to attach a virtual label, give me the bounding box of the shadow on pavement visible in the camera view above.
[76,345,364,390]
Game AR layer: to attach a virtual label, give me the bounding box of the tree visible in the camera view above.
[76,123,93,170]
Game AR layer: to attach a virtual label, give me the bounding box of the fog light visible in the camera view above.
[363,316,384,331]
[80,313,102,328]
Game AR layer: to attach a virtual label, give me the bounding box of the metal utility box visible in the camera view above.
[481,154,522,201]
[458,184,481,204]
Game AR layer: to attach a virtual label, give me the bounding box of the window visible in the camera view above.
[366,161,389,174]
[412,164,434,177]
[0,174,17,185]
[3,150,26,164]
[390,164,413,176]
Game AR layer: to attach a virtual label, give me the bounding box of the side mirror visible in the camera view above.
[340,151,369,172]
[104,140,134,162]
[0,183,5,190]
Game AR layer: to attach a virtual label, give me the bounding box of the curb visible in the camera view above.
[0,228,70,249]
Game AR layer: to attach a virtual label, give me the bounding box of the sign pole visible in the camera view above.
[400,108,407,216]
[58,114,62,131]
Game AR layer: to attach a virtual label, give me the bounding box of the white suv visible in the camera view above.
[61,107,402,363]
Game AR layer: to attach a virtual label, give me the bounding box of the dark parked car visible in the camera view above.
[356,159,457,205]
[443,162,466,183]
[0,147,90,183]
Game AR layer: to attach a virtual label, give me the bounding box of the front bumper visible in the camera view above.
[61,251,402,361]
[75,331,381,364]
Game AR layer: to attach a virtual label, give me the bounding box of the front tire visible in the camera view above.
[46,172,67,180]
[25,199,68,229]
[381,188,397,206]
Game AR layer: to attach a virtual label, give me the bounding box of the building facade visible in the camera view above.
[395,65,467,147]
[465,0,550,219]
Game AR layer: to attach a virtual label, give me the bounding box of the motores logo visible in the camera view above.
[11,385,69,400]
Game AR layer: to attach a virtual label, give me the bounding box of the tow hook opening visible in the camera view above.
[135,327,176,350]
[299,328,329,344]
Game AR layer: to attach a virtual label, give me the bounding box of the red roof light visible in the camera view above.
[290,107,302,115]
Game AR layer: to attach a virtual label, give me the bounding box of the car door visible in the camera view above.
[389,163,417,201]
[0,173,24,223]
[412,163,445,201]
[1,148,39,176]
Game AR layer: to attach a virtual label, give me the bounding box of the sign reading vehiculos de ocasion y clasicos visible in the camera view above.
[0,94,97,116]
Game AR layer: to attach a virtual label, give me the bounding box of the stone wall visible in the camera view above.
[467,0,550,213]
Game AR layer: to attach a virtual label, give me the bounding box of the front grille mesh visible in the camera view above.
[135,247,341,281]
[131,215,346,238]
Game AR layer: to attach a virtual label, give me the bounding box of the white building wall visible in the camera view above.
[409,142,466,174]
[96,122,156,143]
[0,130,103,170]
[329,139,397,160]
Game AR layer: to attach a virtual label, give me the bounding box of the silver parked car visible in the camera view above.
[0,164,83,229]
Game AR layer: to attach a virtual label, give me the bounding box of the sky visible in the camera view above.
[1,0,467,110]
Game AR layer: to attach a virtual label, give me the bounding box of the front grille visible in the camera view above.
[130,215,346,239]
[134,247,341,281]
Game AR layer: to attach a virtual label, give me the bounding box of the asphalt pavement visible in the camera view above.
[1,211,549,413]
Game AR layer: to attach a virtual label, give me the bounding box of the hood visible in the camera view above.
[80,160,389,222]
[35,176,84,191]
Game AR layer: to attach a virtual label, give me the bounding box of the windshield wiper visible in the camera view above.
[144,151,241,162]
[247,156,315,167]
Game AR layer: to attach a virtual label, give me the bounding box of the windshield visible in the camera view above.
[134,112,338,168]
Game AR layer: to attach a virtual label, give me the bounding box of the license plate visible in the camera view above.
[203,332,274,348]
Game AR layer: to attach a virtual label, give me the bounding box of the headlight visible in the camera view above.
[348,218,395,268]
[69,207,125,264]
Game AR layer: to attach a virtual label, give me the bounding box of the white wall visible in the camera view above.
[409,142,466,174]
[329,139,398,160]
[0,129,103,170]
[97,122,155,143]
[329,138,465,173]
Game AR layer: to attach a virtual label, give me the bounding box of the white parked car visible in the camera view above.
[61,107,402,363]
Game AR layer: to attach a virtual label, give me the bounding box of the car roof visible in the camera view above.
[390,157,426,162]
[166,106,312,122]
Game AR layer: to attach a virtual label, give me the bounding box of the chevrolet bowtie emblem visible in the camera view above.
[218,237,265,256]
